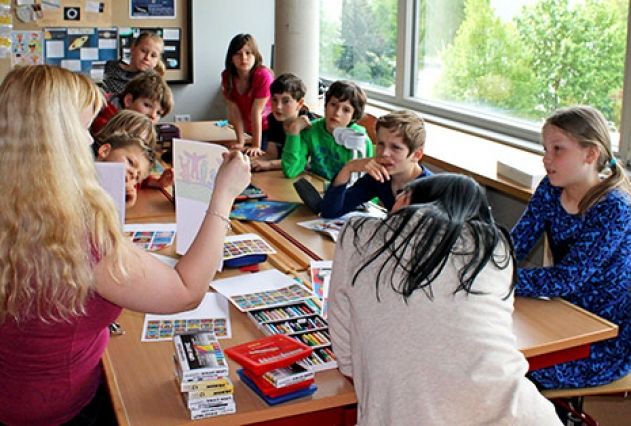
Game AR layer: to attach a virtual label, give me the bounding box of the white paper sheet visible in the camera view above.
[95,162,125,227]
[141,293,231,342]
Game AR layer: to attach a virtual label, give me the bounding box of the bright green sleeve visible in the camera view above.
[281,132,308,178]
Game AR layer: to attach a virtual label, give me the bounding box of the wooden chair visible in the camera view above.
[356,113,378,145]
[542,372,631,425]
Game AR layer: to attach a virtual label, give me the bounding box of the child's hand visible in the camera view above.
[214,151,251,199]
[284,115,312,135]
[251,158,272,172]
[245,146,265,157]
[351,158,390,183]
[156,169,173,187]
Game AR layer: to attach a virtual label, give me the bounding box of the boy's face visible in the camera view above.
[124,95,162,123]
[271,92,304,122]
[130,38,162,72]
[375,127,423,176]
[97,144,151,208]
[324,96,354,133]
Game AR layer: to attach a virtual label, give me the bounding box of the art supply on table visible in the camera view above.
[230,200,300,223]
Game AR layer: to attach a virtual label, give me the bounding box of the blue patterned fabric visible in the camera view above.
[511,177,631,389]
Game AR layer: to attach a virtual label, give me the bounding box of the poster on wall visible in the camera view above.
[38,0,112,28]
[11,30,43,66]
[130,0,176,19]
[44,27,117,81]
[119,27,180,69]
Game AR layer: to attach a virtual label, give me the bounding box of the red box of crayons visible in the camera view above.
[224,334,312,375]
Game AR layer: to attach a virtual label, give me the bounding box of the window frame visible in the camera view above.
[320,0,631,165]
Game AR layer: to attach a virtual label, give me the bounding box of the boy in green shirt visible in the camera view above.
[281,80,373,180]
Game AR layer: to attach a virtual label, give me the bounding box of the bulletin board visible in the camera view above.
[0,0,192,84]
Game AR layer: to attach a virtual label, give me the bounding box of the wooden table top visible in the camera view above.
[107,170,618,425]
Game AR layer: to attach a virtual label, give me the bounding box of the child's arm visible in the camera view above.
[251,143,281,172]
[226,100,247,148]
[332,158,390,187]
[245,97,268,157]
[515,197,630,298]
[281,116,312,178]
[321,173,382,219]
[510,180,550,261]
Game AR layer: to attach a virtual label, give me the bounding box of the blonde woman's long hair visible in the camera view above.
[544,105,631,214]
[0,65,129,323]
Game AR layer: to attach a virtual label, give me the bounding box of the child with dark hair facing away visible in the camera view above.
[329,173,561,425]
[511,105,631,390]
[251,73,316,172]
[281,80,373,180]
[321,110,431,218]
[91,72,173,135]
[102,31,166,96]
[94,133,155,208]
[221,33,273,157]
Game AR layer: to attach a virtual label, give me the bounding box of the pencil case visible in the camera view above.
[223,254,267,268]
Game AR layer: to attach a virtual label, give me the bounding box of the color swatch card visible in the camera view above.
[210,269,313,312]
[124,223,176,252]
[309,260,333,319]
[230,201,299,223]
[223,234,276,261]
[142,293,231,342]
[173,138,228,255]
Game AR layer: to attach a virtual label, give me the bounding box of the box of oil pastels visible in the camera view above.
[246,300,338,372]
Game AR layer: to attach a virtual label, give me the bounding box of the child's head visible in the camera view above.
[94,110,157,152]
[543,105,631,213]
[270,73,306,122]
[95,133,155,207]
[324,80,366,132]
[375,110,426,175]
[225,33,263,77]
[121,72,173,123]
[129,32,165,75]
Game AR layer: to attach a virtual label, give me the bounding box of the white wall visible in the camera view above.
[165,0,275,122]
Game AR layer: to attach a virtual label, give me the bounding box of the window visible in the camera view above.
[320,0,630,161]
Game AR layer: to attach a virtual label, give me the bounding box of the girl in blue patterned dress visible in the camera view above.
[512,106,631,389]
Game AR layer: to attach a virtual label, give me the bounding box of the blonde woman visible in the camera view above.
[0,65,250,425]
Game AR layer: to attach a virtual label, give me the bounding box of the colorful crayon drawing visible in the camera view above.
[11,31,43,66]
[309,260,333,319]
[173,139,228,255]
[123,223,176,252]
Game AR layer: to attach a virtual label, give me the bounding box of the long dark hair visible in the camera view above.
[343,173,516,300]
[223,34,264,95]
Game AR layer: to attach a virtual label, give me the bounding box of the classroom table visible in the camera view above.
[107,171,618,425]
[175,120,251,146]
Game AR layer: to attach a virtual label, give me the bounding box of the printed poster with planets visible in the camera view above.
[43,27,117,81]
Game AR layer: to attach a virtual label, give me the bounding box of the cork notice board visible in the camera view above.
[1,0,192,84]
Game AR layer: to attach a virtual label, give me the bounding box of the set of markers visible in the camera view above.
[247,301,338,372]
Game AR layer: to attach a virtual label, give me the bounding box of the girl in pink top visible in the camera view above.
[0,65,251,425]
[221,33,273,157]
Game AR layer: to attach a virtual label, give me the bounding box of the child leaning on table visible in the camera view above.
[328,173,561,425]
[0,64,250,426]
[221,33,273,157]
[91,71,173,135]
[251,73,317,172]
[511,105,631,390]
[94,132,155,208]
[321,110,432,218]
[102,31,166,96]
[281,80,374,180]
[94,110,173,191]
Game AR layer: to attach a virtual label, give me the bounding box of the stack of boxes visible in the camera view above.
[173,331,236,419]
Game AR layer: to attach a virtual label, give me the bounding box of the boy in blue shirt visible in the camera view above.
[321,110,431,218]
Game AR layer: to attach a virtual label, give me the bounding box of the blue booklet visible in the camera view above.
[230,201,300,223]
[237,369,317,405]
